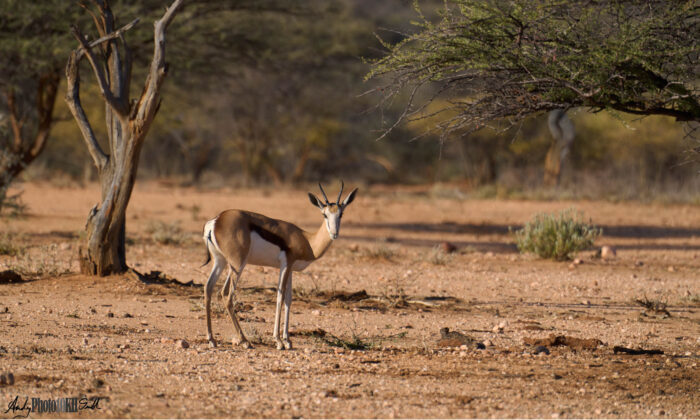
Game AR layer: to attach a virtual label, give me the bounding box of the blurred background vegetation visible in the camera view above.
[3,0,698,203]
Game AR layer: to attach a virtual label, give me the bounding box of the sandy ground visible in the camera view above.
[0,181,699,418]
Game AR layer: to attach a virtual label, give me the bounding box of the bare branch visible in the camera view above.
[134,0,184,130]
[75,18,140,59]
[65,50,108,171]
[5,91,23,152]
[70,25,128,118]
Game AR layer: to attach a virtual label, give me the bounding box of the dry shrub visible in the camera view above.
[514,209,601,260]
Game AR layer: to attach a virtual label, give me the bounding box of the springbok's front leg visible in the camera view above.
[281,271,293,349]
[273,253,291,350]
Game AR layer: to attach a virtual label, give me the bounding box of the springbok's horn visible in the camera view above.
[336,180,344,204]
[318,182,330,204]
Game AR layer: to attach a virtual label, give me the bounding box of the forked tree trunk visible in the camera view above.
[65,0,183,276]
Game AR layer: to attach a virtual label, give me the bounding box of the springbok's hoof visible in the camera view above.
[283,339,293,350]
[275,340,285,350]
[208,339,217,348]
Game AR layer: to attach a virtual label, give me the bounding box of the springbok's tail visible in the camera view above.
[201,219,216,267]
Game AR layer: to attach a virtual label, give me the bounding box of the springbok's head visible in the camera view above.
[308,181,358,240]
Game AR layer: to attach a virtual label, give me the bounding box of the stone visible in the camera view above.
[600,246,616,259]
[533,346,550,355]
[439,242,457,254]
[176,339,190,349]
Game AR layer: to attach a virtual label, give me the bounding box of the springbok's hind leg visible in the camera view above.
[220,267,232,301]
[225,264,251,348]
[205,257,226,348]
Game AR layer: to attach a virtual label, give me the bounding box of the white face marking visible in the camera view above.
[322,206,343,240]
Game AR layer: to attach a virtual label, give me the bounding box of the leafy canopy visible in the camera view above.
[369,0,700,136]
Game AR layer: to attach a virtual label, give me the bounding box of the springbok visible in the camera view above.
[202,182,358,350]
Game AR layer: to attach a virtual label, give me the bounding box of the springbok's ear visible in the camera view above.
[341,188,358,208]
[308,193,324,209]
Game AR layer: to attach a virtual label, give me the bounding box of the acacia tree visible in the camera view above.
[368,0,700,137]
[0,2,85,212]
[65,0,183,275]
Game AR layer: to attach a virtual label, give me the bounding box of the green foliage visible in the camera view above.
[514,209,601,261]
[369,0,700,136]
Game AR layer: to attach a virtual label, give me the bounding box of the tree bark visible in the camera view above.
[65,0,183,276]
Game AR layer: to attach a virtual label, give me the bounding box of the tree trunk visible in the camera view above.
[65,0,183,276]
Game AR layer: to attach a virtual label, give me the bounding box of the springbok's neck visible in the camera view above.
[308,220,334,260]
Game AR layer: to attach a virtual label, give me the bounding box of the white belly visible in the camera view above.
[247,231,282,267]
[246,232,313,271]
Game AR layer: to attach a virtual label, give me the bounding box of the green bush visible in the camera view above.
[514,209,601,260]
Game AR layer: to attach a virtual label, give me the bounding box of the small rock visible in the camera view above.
[483,339,492,347]
[439,242,457,254]
[0,270,23,284]
[635,260,644,267]
[552,373,562,380]
[573,258,584,265]
[667,266,675,273]
[123,313,133,318]
[533,346,550,355]
[600,246,616,259]
[176,339,189,349]
[476,342,486,350]
[106,312,114,318]
[82,338,89,346]
[311,309,321,316]
[160,337,170,344]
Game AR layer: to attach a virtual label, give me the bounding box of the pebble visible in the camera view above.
[311,309,321,316]
[483,339,492,347]
[176,339,190,349]
[0,372,15,386]
[601,246,616,259]
[533,346,550,355]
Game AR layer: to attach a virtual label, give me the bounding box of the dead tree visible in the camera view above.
[65,0,184,275]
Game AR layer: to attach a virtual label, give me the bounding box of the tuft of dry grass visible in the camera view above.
[358,246,397,262]
[425,246,453,265]
[633,296,671,317]
[146,220,188,245]
[0,232,23,256]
